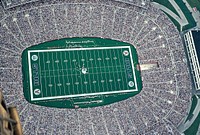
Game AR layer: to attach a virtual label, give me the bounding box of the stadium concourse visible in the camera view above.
[0,0,193,134]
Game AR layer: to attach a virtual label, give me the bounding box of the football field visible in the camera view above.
[28,46,138,101]
[22,37,142,108]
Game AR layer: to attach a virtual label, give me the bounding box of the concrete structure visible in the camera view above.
[184,30,200,93]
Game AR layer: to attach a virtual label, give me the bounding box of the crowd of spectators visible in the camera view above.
[115,0,150,9]
[0,0,192,134]
[1,0,39,9]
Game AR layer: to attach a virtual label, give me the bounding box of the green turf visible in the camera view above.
[22,37,142,108]
[175,0,196,31]
[152,0,180,17]
[153,0,196,31]
[183,95,200,135]
[184,113,200,135]
[185,95,198,121]
[186,0,200,11]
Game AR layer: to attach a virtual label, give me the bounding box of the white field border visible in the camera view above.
[28,46,138,101]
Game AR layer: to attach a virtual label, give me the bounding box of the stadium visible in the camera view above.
[0,0,199,134]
